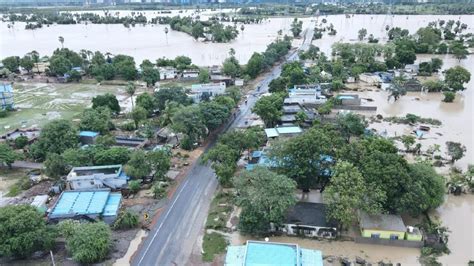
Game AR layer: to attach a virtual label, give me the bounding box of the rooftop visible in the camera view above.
[359,211,406,232]
[265,127,303,138]
[225,240,323,266]
[285,202,336,228]
[49,190,121,219]
[79,131,99,137]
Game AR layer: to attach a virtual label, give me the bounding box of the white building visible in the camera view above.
[159,67,177,80]
[67,165,129,190]
[182,69,199,80]
[189,82,226,102]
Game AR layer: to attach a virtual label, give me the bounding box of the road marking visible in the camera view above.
[136,178,191,266]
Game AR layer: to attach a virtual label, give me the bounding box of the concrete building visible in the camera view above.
[159,67,177,80]
[277,202,337,239]
[181,69,199,80]
[114,135,147,149]
[189,82,226,102]
[67,165,129,190]
[284,84,327,107]
[264,126,303,139]
[48,189,121,224]
[0,83,14,110]
[225,240,323,266]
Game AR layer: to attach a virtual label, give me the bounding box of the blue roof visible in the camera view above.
[79,131,99,137]
[102,193,121,216]
[49,190,121,219]
[251,150,263,158]
[225,241,323,266]
[276,126,302,134]
[245,242,297,265]
[0,84,13,93]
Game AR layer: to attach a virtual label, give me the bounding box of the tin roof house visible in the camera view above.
[0,83,14,110]
[48,189,121,224]
[66,165,129,190]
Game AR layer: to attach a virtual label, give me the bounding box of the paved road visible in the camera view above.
[131,19,316,266]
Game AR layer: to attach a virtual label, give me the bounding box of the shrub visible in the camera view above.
[152,182,168,199]
[14,135,29,149]
[128,180,141,194]
[65,222,111,264]
[113,210,139,230]
[443,91,455,102]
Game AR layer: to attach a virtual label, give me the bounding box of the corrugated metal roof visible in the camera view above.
[79,131,99,137]
[49,190,121,218]
[245,241,297,265]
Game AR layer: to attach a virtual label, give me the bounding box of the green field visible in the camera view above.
[0,82,128,134]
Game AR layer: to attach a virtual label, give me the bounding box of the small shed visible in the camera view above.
[79,131,99,145]
[359,211,406,240]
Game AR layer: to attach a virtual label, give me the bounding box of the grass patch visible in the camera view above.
[205,191,233,230]
[6,176,31,197]
[202,232,227,262]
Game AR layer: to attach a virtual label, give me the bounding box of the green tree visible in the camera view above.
[444,66,471,91]
[65,222,111,264]
[336,112,366,141]
[450,42,468,61]
[113,54,137,80]
[126,82,136,109]
[271,126,345,191]
[79,107,112,134]
[295,111,308,126]
[136,93,155,116]
[268,76,289,93]
[92,93,121,114]
[44,153,68,179]
[49,55,72,76]
[63,148,93,166]
[423,80,446,92]
[203,143,240,186]
[147,150,171,180]
[396,163,445,216]
[125,150,151,179]
[14,135,29,149]
[94,147,130,165]
[172,105,206,145]
[191,22,204,40]
[20,55,34,73]
[358,28,367,41]
[159,100,183,127]
[58,36,64,48]
[198,68,210,83]
[245,52,264,78]
[401,135,416,152]
[233,167,296,235]
[0,143,18,168]
[325,161,378,229]
[142,66,160,87]
[2,56,20,72]
[128,180,141,194]
[0,205,55,258]
[290,18,303,37]
[222,56,241,78]
[446,141,466,163]
[443,91,455,102]
[199,101,231,131]
[130,106,147,129]
[252,94,284,127]
[29,119,78,161]
[154,87,192,111]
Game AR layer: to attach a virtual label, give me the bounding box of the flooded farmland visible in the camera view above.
[0,10,473,264]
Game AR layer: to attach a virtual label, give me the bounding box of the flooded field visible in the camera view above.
[0,12,306,66]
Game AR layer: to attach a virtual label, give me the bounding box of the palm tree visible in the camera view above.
[58,36,64,48]
[159,101,182,127]
[30,50,40,74]
[126,82,136,109]
[240,24,245,32]
[164,27,169,45]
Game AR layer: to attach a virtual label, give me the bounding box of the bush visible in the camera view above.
[119,121,136,131]
[128,180,141,194]
[152,182,168,199]
[113,210,139,230]
[443,91,455,102]
[14,135,29,149]
[58,219,81,238]
[0,110,8,118]
[202,232,227,262]
[0,205,56,258]
[65,222,111,264]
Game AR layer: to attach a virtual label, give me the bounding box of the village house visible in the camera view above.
[284,84,327,107]
[225,241,323,266]
[357,211,423,248]
[0,128,41,144]
[264,126,303,139]
[66,164,129,190]
[181,69,200,80]
[359,73,382,85]
[158,66,178,80]
[189,82,226,102]
[210,74,233,86]
[48,189,122,224]
[275,202,338,239]
[114,135,148,149]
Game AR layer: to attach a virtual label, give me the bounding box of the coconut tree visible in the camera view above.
[126,82,136,109]
[58,36,64,48]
